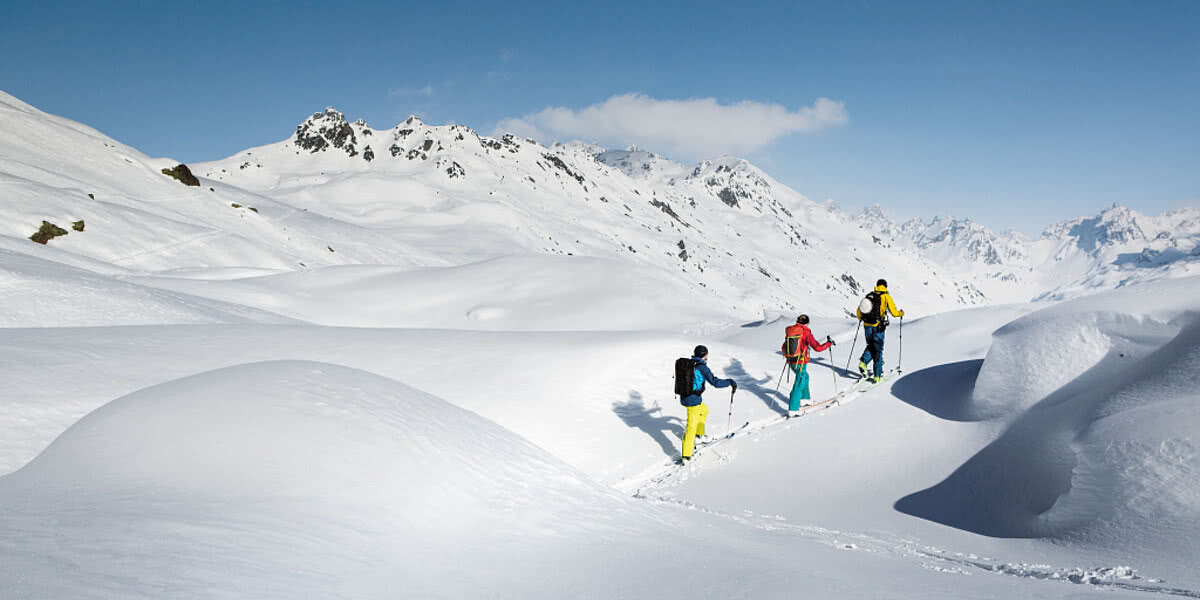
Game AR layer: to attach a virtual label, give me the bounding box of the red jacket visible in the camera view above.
[782,324,831,365]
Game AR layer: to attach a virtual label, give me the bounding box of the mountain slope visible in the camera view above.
[855,204,1200,303]
[193,106,986,317]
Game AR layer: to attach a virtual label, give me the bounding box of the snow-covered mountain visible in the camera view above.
[5,87,1195,323]
[855,204,1200,303]
[0,91,993,325]
[6,90,1200,597]
[189,104,989,316]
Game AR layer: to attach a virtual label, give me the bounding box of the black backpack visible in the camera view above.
[859,291,889,329]
[674,357,703,397]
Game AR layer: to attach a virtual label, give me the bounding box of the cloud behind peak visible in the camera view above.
[495,93,848,158]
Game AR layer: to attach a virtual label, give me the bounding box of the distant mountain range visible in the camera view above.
[854,203,1200,303]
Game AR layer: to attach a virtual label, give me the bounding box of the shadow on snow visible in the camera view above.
[724,358,788,417]
[612,391,684,459]
[890,359,984,422]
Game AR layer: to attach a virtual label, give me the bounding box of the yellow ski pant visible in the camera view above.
[681,402,709,458]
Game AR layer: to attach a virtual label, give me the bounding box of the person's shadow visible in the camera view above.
[612,391,685,459]
[794,348,858,380]
[724,358,788,417]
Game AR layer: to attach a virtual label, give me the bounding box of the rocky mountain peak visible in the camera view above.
[294,107,360,158]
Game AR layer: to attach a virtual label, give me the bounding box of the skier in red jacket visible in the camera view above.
[781,315,834,417]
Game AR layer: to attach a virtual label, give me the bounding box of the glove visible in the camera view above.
[826,336,836,346]
[898,310,906,318]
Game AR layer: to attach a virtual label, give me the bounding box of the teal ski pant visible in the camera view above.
[788,362,810,411]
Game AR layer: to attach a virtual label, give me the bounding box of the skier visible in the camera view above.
[781,315,834,417]
[678,345,736,464]
[856,279,905,383]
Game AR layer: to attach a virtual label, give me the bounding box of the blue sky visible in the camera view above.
[2,0,1196,233]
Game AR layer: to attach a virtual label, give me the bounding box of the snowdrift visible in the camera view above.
[5,360,1122,599]
[898,277,1200,565]
[0,360,779,598]
[129,254,727,330]
[0,248,296,326]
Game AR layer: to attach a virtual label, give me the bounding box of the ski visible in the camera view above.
[723,420,752,439]
[691,420,749,452]
[788,369,900,418]
[670,369,903,469]
[682,420,751,464]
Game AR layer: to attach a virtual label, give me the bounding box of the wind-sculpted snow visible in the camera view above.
[129,255,729,330]
[0,361,765,598]
[897,276,1200,574]
[5,89,1200,597]
[0,248,296,326]
[972,278,1196,418]
[2,359,1100,599]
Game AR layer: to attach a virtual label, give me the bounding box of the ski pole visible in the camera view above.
[727,388,735,431]
[827,336,839,392]
[844,323,860,374]
[774,361,788,393]
[898,316,904,373]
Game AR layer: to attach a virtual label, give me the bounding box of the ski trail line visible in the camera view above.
[623,368,1200,597]
[620,369,896,496]
[637,491,1199,597]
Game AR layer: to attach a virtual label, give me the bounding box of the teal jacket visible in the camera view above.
[680,357,734,407]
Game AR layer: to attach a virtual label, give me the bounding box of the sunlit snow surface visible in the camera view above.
[2,89,1199,598]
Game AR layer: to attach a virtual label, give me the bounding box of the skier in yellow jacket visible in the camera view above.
[856,279,904,383]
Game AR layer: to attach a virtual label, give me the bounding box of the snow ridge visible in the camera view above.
[854,204,1200,303]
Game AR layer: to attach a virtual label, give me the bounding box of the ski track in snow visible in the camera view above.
[622,370,894,495]
[638,470,1200,597]
[626,371,1200,598]
[665,493,1198,596]
[5,90,1200,598]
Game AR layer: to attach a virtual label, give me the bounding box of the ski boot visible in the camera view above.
[857,360,869,378]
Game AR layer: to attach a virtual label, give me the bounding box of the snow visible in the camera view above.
[0,248,296,327]
[2,89,1199,598]
[0,360,768,598]
[648,280,1200,589]
[127,255,730,331]
[903,278,1200,565]
[857,204,1200,304]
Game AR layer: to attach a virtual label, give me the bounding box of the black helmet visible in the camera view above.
[693,345,709,358]
[797,314,810,325]
[876,279,888,287]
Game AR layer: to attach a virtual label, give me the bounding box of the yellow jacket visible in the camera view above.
[857,284,903,326]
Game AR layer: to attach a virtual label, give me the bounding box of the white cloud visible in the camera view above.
[388,84,434,97]
[494,93,847,157]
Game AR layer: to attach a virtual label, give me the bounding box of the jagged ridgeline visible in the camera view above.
[197,107,984,316]
[854,204,1200,303]
[4,88,1193,314]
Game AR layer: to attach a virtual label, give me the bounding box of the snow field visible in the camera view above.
[0,360,764,598]
[663,277,1200,589]
[3,360,1116,600]
[4,88,1200,598]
